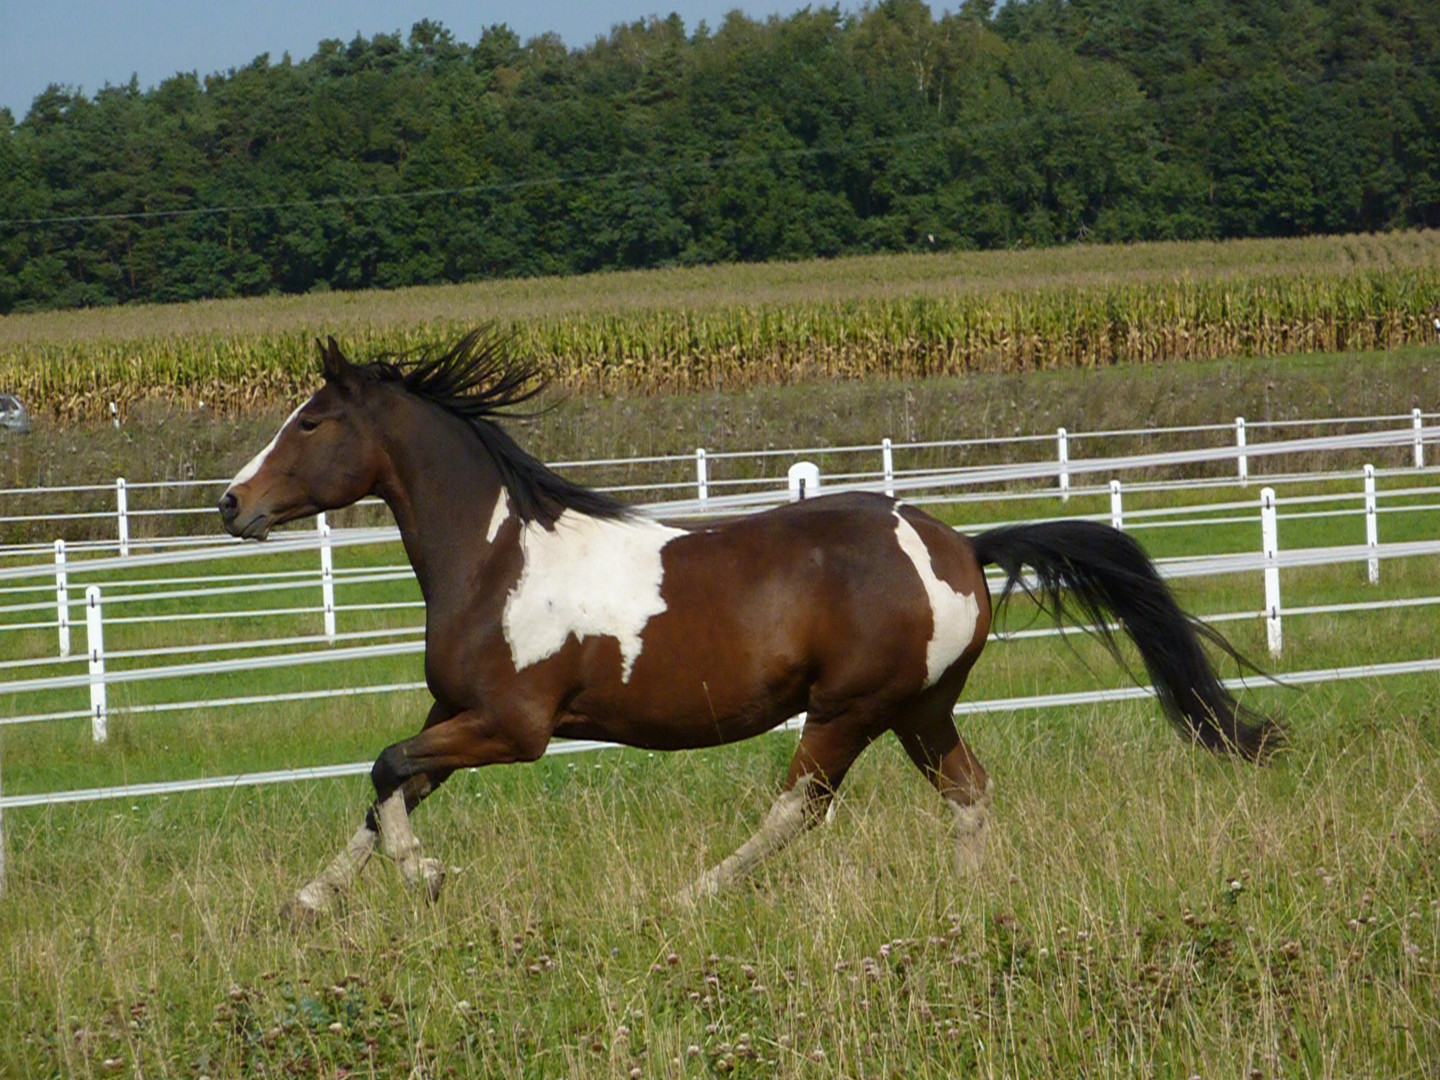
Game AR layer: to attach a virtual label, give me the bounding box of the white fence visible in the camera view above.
[1,408,1435,554]
[3,408,1440,886]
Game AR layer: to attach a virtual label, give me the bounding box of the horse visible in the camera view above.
[218,330,1279,922]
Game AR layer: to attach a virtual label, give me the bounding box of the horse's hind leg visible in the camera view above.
[677,716,872,903]
[894,708,993,873]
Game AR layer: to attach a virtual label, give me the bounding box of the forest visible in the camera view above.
[0,0,1436,313]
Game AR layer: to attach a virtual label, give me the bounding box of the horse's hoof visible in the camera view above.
[671,873,721,910]
[279,881,334,928]
[280,896,322,929]
[418,857,446,903]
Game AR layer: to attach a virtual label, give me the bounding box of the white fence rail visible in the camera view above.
[2,410,1437,552]
[3,409,1440,862]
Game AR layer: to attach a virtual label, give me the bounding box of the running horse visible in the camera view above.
[218,330,1278,922]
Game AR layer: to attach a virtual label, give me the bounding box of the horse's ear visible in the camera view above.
[317,337,351,383]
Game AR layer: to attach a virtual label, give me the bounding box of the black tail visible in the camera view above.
[971,520,1281,760]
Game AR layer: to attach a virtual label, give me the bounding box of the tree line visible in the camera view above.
[1,0,1436,313]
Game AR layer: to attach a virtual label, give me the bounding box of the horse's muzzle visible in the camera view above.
[218,490,271,540]
[218,491,239,527]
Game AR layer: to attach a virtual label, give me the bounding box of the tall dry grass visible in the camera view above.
[2,232,1438,422]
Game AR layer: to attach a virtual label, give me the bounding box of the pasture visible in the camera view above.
[1,365,1438,1078]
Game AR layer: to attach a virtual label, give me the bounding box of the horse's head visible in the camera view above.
[218,339,382,540]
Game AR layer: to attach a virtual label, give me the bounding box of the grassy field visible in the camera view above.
[1,231,1438,421]
[2,389,1439,1076]
[2,282,1439,1076]
[0,685,1434,1079]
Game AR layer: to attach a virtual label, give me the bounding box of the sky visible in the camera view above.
[0,0,844,120]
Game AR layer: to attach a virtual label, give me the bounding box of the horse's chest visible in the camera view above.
[501,513,685,682]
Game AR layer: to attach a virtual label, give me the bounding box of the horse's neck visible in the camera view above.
[374,401,503,599]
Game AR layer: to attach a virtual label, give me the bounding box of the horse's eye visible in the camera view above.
[298,416,320,433]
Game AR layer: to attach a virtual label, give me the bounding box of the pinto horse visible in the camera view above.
[219,331,1278,921]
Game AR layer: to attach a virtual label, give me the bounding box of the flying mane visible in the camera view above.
[348,329,629,528]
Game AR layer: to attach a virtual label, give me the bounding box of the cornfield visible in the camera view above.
[3,262,1438,423]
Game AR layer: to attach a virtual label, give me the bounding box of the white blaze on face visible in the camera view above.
[486,490,510,543]
[228,404,304,489]
[503,511,684,682]
[893,508,980,687]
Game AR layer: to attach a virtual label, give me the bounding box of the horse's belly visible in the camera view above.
[547,711,794,754]
[554,653,810,750]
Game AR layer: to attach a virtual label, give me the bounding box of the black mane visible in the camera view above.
[349,329,629,527]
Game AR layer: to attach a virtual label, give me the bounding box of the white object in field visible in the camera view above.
[116,478,129,558]
[87,586,107,743]
[319,515,336,643]
[1235,417,1248,485]
[1364,465,1378,585]
[54,540,70,658]
[1056,427,1069,501]
[788,461,820,501]
[1261,487,1282,657]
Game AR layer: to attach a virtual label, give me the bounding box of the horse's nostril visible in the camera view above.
[218,492,239,520]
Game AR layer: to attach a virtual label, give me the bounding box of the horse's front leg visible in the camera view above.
[285,702,454,924]
[369,705,550,899]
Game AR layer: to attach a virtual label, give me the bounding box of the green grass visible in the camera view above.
[2,342,1440,1076]
[1,489,1438,1079]
[0,683,1435,1079]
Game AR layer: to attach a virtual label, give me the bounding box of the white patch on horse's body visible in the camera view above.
[229,405,303,488]
[485,491,510,543]
[503,510,684,682]
[892,508,980,687]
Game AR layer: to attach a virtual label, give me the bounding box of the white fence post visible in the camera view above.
[1364,464,1379,585]
[115,477,129,557]
[695,448,708,504]
[318,515,336,643]
[1413,408,1424,469]
[788,462,820,501]
[1056,427,1070,501]
[54,540,70,658]
[1261,487,1282,657]
[0,750,6,897]
[882,438,894,498]
[86,585,107,743]
[1109,479,1123,530]
[1235,417,1248,485]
